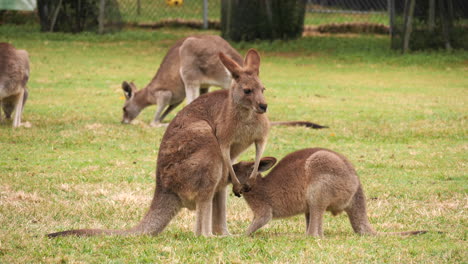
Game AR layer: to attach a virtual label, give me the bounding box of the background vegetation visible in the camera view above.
[0,24,466,263]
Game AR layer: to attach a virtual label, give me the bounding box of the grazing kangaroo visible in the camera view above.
[121,35,242,127]
[0,43,30,128]
[232,148,427,237]
[121,35,327,129]
[48,49,269,238]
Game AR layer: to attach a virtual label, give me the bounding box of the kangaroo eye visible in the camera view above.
[244,89,252,95]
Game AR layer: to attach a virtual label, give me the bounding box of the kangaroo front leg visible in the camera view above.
[185,84,200,104]
[212,187,230,236]
[246,139,267,191]
[12,89,24,128]
[150,91,172,127]
[158,101,182,123]
[0,100,3,123]
[220,146,242,197]
[195,199,213,237]
[246,209,272,235]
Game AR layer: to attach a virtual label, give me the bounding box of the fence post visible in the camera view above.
[402,0,416,53]
[203,0,208,29]
[98,0,106,34]
[137,0,141,16]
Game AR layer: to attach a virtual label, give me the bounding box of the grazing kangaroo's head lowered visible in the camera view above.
[119,35,243,127]
[233,148,427,237]
[48,49,269,238]
[121,81,146,124]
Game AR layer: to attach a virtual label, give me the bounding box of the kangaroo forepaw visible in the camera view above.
[232,185,243,197]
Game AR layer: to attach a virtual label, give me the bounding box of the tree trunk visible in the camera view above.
[221,0,306,41]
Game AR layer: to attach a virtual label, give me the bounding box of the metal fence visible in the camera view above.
[116,0,217,27]
[116,0,390,27]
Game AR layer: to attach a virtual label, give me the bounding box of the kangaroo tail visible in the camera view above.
[47,190,182,238]
[270,121,328,129]
[379,230,428,236]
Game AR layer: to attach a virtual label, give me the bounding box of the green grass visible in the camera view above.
[0,24,467,263]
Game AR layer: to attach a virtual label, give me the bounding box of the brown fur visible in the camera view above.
[233,148,427,237]
[48,49,269,238]
[121,35,242,127]
[0,42,29,128]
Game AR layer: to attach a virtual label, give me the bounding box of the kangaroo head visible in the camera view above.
[121,81,143,124]
[219,49,268,114]
[233,157,277,184]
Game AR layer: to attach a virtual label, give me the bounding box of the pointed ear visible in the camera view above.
[244,49,260,76]
[122,81,136,100]
[219,52,242,80]
[258,157,277,172]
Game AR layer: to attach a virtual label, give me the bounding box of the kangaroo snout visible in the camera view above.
[257,103,268,113]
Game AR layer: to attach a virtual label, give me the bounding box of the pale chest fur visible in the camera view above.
[229,114,269,159]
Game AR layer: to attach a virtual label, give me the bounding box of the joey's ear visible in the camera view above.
[219,52,242,80]
[122,81,135,99]
[258,157,277,172]
[244,49,260,76]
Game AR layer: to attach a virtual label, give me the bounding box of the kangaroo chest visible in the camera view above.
[229,118,267,159]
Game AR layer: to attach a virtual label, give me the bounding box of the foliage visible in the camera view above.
[0,24,466,263]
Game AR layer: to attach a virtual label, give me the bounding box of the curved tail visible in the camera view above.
[47,189,182,238]
[270,121,328,129]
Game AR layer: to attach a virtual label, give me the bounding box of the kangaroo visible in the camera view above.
[0,43,30,128]
[48,49,269,238]
[121,35,242,127]
[232,148,427,237]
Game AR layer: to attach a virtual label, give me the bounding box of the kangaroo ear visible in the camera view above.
[122,81,136,99]
[244,49,260,76]
[258,157,277,172]
[219,52,242,80]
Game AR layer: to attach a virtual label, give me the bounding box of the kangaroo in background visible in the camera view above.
[232,148,427,237]
[121,35,327,129]
[0,43,30,128]
[121,35,242,127]
[48,49,269,238]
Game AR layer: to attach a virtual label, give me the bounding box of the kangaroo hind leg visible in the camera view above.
[12,89,24,127]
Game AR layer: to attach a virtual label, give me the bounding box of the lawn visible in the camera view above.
[0,24,467,263]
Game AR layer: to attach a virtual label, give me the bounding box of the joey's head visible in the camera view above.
[219,49,268,114]
[121,81,143,124]
[233,157,277,185]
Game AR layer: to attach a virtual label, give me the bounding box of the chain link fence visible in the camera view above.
[1,0,467,41]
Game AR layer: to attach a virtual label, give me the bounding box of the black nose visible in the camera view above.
[259,104,268,112]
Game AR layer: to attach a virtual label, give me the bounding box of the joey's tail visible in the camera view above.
[345,185,427,236]
[270,121,328,129]
[47,189,182,238]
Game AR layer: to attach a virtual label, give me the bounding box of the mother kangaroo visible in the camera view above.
[48,49,269,237]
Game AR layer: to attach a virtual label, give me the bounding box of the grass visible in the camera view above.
[0,24,467,263]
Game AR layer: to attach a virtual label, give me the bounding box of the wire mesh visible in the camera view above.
[306,0,389,26]
[116,0,219,24]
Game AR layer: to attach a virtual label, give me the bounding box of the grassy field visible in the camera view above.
[0,24,467,263]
